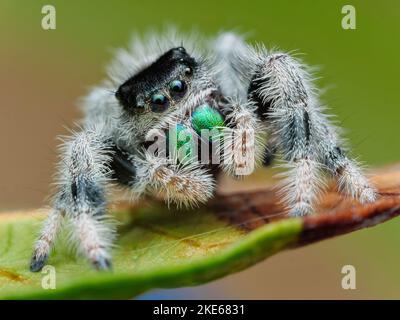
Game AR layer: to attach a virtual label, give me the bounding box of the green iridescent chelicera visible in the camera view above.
[167,123,195,161]
[191,104,225,134]
[166,105,225,163]
[174,123,193,150]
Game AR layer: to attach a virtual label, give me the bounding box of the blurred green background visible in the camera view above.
[1,0,399,298]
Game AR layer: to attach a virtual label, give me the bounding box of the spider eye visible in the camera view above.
[169,80,186,97]
[184,67,192,76]
[150,93,169,113]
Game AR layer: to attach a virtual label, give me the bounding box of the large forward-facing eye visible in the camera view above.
[169,80,187,98]
[150,93,169,113]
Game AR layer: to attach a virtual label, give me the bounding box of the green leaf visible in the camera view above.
[0,166,399,299]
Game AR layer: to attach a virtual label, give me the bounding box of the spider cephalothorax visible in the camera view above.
[30,30,377,271]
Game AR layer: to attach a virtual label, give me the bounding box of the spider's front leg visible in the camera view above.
[220,99,265,176]
[248,51,377,215]
[30,208,63,272]
[30,128,115,271]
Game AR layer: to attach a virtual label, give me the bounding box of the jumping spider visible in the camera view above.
[30,31,377,271]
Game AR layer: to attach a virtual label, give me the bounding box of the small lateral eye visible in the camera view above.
[184,67,192,75]
[150,93,169,112]
[169,80,186,97]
